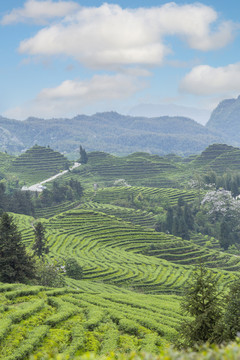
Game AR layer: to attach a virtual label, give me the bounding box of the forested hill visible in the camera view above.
[206,95,240,142]
[2,93,240,156]
[0,112,222,156]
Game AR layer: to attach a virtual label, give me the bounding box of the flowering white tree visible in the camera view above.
[201,189,240,223]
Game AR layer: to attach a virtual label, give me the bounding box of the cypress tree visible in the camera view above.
[0,213,35,283]
[172,215,180,236]
[79,145,88,164]
[224,279,240,341]
[179,264,223,347]
[32,222,49,258]
[183,203,194,230]
[165,207,173,233]
[219,220,231,250]
[178,217,190,240]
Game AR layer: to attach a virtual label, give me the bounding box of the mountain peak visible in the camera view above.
[206,95,240,142]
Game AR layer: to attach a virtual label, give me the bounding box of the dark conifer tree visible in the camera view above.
[223,279,240,341]
[165,207,173,233]
[219,220,231,250]
[179,264,223,347]
[32,222,49,258]
[183,203,194,230]
[178,217,190,240]
[172,215,180,236]
[231,178,239,197]
[0,213,35,283]
[79,145,88,164]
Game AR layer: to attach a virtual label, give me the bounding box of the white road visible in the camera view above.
[21,162,81,192]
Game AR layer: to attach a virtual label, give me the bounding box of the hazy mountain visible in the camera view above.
[0,112,222,156]
[206,95,240,144]
[128,103,211,125]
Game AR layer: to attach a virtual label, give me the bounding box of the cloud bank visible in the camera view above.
[1,0,79,25]
[15,2,235,69]
[1,1,238,119]
[180,63,240,95]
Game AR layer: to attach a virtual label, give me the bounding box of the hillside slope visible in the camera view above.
[9,145,71,185]
[0,112,221,156]
[206,95,240,144]
[0,281,182,357]
[192,143,240,173]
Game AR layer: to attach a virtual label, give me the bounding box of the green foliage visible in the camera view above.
[223,279,240,341]
[5,325,49,360]
[33,222,49,258]
[45,298,79,326]
[0,318,12,341]
[9,300,45,323]
[0,282,182,356]
[35,259,66,288]
[65,258,83,280]
[80,145,88,164]
[30,341,240,359]
[0,213,35,283]
[156,201,193,240]
[179,264,223,347]
[38,179,83,208]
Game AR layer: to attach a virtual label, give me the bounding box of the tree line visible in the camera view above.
[0,178,83,217]
[0,213,83,286]
[155,190,240,252]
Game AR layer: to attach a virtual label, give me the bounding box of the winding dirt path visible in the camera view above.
[22,162,81,192]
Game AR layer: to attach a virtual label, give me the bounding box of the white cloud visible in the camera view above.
[39,74,144,101]
[17,2,235,69]
[1,0,79,25]
[180,63,240,95]
[3,73,146,120]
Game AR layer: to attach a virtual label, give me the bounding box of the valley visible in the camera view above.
[0,142,240,358]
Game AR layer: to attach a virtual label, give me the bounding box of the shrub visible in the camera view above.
[65,258,83,280]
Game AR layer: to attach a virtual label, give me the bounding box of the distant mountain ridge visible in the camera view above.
[2,93,240,157]
[128,103,211,125]
[0,112,223,156]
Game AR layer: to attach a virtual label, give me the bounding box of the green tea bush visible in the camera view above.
[5,325,49,360]
[62,324,85,358]
[29,341,240,360]
[100,328,119,354]
[0,318,12,341]
[9,300,45,323]
[45,298,79,326]
[119,319,140,336]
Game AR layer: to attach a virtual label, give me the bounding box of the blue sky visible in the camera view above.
[0,0,240,121]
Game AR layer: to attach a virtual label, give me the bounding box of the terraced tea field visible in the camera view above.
[0,282,183,359]
[192,143,235,168]
[13,210,238,296]
[67,151,186,188]
[207,148,240,173]
[2,144,240,358]
[34,200,81,219]
[79,202,156,228]
[2,208,239,359]
[9,145,71,185]
[90,186,197,207]
[191,143,240,174]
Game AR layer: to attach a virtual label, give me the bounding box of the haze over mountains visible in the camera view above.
[128,103,211,125]
[1,96,239,156]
